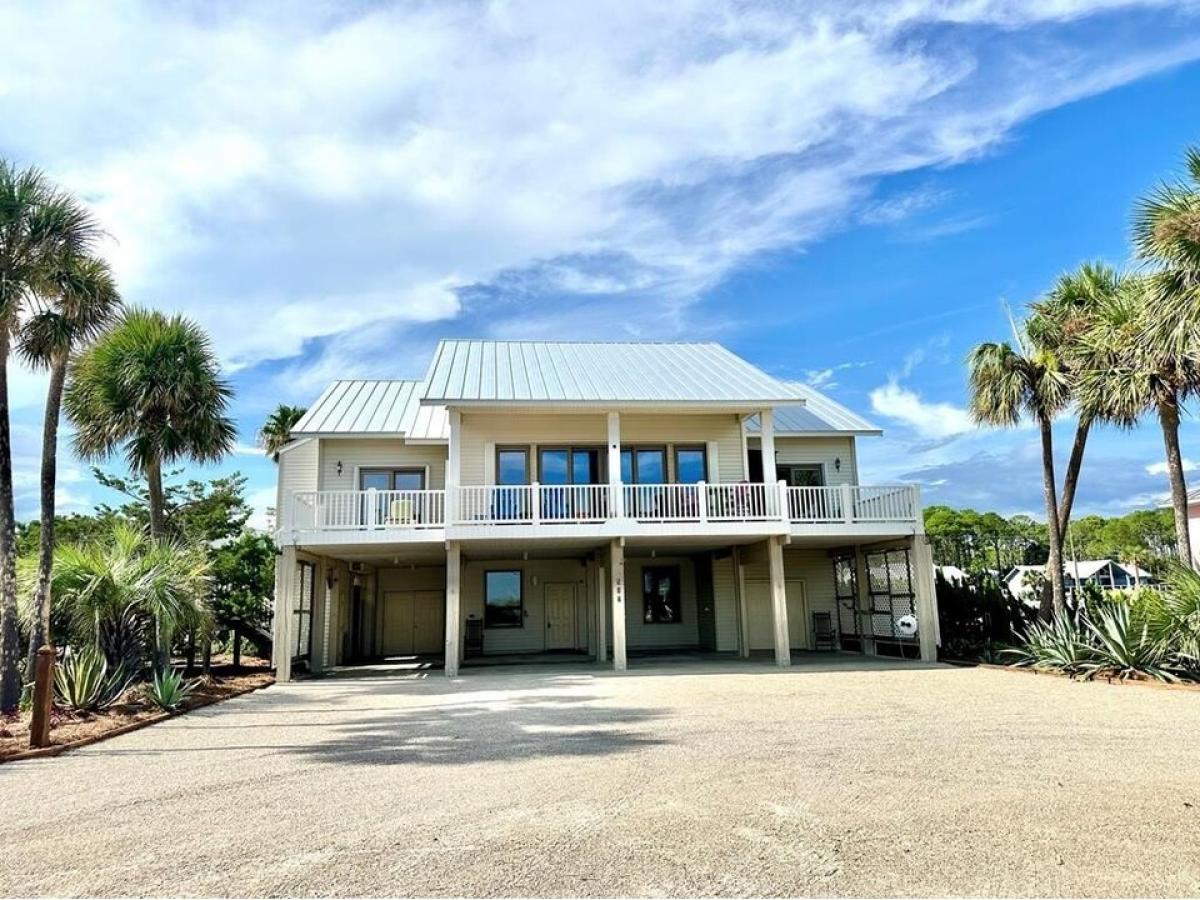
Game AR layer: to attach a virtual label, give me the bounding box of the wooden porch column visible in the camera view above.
[445,542,462,677]
[610,538,627,671]
[273,545,296,682]
[607,411,623,518]
[767,535,791,667]
[733,546,750,658]
[911,536,939,662]
[759,408,776,483]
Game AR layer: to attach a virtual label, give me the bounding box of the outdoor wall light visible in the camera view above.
[834,457,841,472]
[336,460,343,476]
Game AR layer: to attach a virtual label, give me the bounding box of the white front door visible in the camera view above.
[545,582,577,650]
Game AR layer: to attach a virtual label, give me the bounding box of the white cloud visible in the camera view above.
[869,381,977,440]
[1145,459,1198,476]
[0,0,1195,376]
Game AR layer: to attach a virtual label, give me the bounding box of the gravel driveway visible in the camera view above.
[2,656,1198,897]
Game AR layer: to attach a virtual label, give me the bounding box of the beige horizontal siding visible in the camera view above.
[317,439,447,490]
[765,435,858,486]
[277,440,319,526]
[460,558,593,655]
[712,554,739,651]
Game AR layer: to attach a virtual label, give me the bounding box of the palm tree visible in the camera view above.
[968,328,1072,618]
[258,404,307,461]
[1133,145,1200,350]
[1027,262,1127,536]
[20,254,121,680]
[64,308,236,541]
[1074,275,1199,566]
[0,161,102,709]
[30,522,212,671]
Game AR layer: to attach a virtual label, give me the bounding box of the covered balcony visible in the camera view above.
[282,482,922,545]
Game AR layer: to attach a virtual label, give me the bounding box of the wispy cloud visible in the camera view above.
[1146,458,1197,476]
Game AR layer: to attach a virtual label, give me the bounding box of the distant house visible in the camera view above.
[1004,560,1155,600]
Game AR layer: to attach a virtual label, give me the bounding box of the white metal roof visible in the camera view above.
[744,382,880,435]
[419,340,808,406]
[291,380,449,440]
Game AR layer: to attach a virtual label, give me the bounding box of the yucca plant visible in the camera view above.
[1076,602,1176,682]
[54,645,133,712]
[1003,614,1097,674]
[145,668,199,712]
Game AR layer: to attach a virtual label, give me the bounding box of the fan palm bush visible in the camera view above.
[27,522,213,673]
[1130,567,1200,673]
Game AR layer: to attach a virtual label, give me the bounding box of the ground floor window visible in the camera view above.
[484,570,524,628]
[293,560,315,662]
[642,565,682,623]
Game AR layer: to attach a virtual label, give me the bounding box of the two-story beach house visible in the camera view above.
[270,340,939,679]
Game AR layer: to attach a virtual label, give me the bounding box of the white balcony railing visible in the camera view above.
[285,483,920,535]
[292,489,446,531]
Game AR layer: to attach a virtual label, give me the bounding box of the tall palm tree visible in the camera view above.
[20,254,121,679]
[258,404,307,461]
[0,161,101,709]
[1133,145,1200,350]
[64,308,236,542]
[1075,275,1199,566]
[968,328,1072,618]
[1027,262,1127,536]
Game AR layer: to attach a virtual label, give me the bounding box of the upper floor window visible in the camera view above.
[497,447,530,485]
[621,446,667,484]
[538,447,603,485]
[778,464,824,487]
[359,468,425,491]
[674,446,708,483]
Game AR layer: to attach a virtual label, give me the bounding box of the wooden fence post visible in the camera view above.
[28,646,55,749]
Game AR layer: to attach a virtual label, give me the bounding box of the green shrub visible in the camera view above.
[145,668,200,711]
[54,645,133,712]
[1132,566,1200,671]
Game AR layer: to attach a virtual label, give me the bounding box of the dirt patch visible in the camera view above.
[0,664,274,762]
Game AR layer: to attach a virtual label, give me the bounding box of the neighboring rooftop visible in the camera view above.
[419,340,808,405]
[291,380,448,440]
[744,382,880,435]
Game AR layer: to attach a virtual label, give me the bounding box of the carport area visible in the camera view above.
[5,659,1198,896]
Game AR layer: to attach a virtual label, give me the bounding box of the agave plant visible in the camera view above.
[145,668,200,712]
[1075,602,1176,682]
[54,645,134,712]
[1003,614,1097,674]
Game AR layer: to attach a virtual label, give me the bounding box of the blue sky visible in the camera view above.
[1,0,1199,527]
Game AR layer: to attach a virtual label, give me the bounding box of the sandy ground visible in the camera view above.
[1,655,1198,898]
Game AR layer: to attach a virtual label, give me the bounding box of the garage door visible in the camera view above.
[746,579,808,651]
[381,590,444,656]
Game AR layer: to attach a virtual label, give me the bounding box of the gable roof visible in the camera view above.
[744,382,880,435]
[419,340,808,406]
[291,380,449,440]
